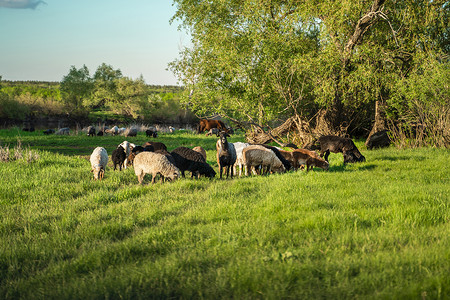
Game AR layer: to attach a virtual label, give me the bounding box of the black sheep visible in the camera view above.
[143,141,166,152]
[112,146,126,171]
[312,135,366,164]
[170,146,216,179]
[87,126,96,137]
[145,129,158,138]
[43,129,55,135]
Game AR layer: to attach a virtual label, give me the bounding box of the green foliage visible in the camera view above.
[171,0,449,135]
[0,92,29,120]
[60,65,94,114]
[0,130,449,298]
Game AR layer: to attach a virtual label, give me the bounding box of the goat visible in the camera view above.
[216,132,237,179]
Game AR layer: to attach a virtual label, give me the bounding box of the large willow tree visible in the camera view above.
[170,0,449,143]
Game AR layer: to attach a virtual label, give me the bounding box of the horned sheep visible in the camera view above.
[133,151,180,184]
[242,145,285,176]
[90,147,108,180]
[216,132,237,179]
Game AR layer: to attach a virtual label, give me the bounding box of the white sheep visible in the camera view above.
[90,147,108,180]
[105,125,119,135]
[243,145,285,176]
[233,142,251,177]
[133,151,180,184]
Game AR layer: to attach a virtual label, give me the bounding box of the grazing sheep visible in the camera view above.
[43,129,55,135]
[143,141,167,152]
[87,126,96,137]
[259,145,292,171]
[146,128,158,138]
[133,152,180,184]
[278,148,321,170]
[233,142,251,177]
[277,149,296,169]
[105,126,119,135]
[216,132,237,179]
[292,149,329,171]
[125,128,138,137]
[242,145,285,176]
[313,135,366,164]
[192,146,207,161]
[365,130,391,149]
[112,146,126,171]
[55,127,70,135]
[90,147,108,180]
[169,126,176,133]
[205,128,220,136]
[97,130,104,136]
[171,146,216,179]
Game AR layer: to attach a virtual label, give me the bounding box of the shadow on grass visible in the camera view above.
[377,155,426,162]
[327,163,376,172]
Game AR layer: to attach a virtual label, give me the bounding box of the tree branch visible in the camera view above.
[343,0,386,66]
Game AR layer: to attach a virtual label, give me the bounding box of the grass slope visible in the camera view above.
[0,129,449,299]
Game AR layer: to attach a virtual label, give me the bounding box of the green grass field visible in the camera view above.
[0,128,449,299]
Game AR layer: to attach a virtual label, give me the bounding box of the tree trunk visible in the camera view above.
[365,100,388,147]
[246,116,297,145]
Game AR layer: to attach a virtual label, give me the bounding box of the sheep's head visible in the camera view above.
[317,159,329,170]
[273,164,286,174]
[166,170,180,182]
[218,131,229,146]
[92,166,104,180]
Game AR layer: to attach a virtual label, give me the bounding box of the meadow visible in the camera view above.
[0,128,448,299]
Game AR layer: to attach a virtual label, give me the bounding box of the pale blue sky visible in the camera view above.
[0,0,189,85]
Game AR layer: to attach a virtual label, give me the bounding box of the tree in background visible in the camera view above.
[60,65,93,115]
[171,0,449,146]
[88,63,123,109]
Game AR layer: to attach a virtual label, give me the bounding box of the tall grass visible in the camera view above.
[0,129,448,299]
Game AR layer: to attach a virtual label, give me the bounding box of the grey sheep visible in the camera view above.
[133,151,180,184]
[216,132,236,179]
[242,145,285,176]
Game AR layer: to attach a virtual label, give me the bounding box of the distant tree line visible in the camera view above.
[0,64,195,125]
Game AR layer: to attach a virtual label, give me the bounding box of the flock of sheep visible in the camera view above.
[89,129,365,184]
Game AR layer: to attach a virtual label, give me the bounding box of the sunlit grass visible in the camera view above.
[0,129,448,299]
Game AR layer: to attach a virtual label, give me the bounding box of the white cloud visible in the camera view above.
[0,0,46,9]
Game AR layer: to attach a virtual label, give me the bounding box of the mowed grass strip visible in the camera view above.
[0,130,449,299]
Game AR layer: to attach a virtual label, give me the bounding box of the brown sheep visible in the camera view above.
[292,149,329,171]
